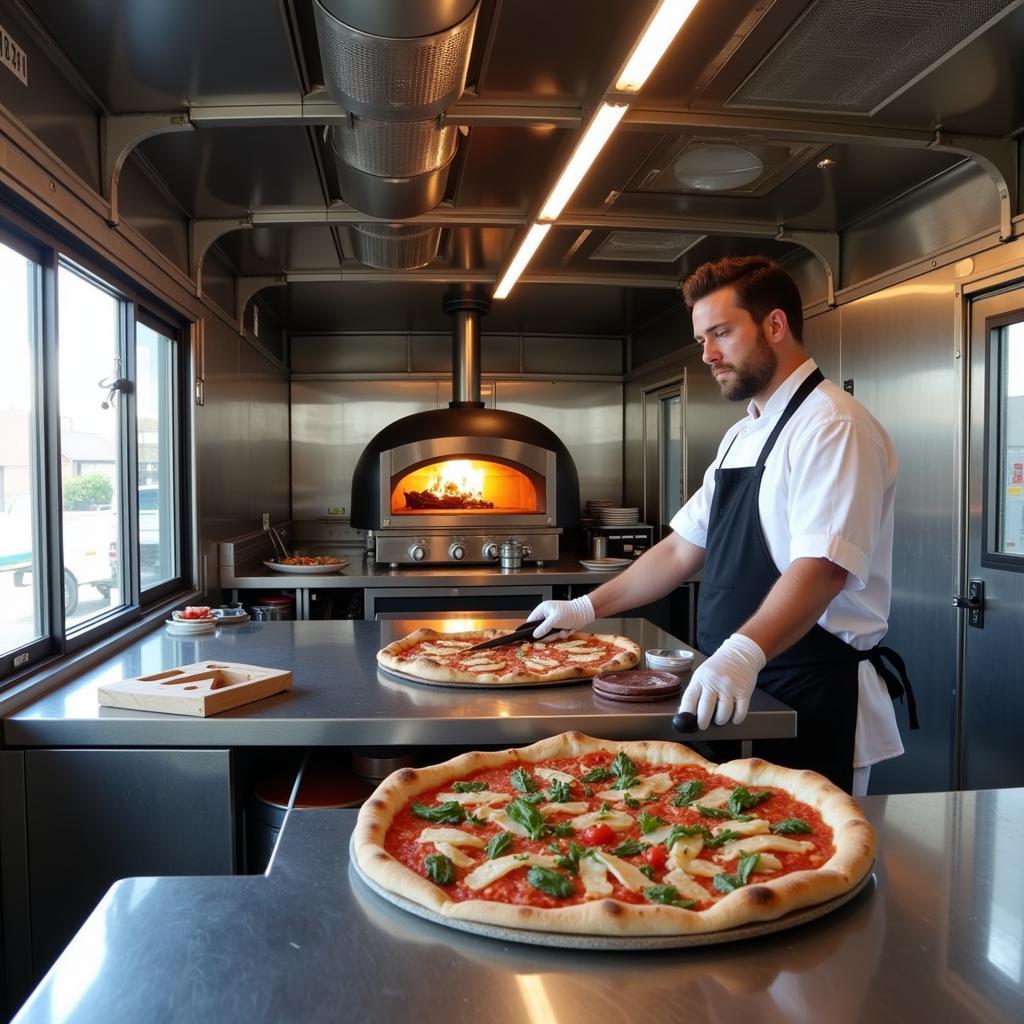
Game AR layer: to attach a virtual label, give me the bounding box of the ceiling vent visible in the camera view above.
[728,0,1015,115]
[589,231,704,263]
[314,1,479,265]
[351,223,444,270]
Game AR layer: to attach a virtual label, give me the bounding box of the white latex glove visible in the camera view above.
[679,633,766,730]
[526,595,595,639]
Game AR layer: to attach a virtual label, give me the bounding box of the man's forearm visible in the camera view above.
[587,533,705,618]
[737,557,848,661]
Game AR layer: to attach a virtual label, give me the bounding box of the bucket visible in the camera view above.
[250,594,295,621]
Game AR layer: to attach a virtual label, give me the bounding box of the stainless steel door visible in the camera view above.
[962,286,1024,789]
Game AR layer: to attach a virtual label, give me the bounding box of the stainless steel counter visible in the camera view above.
[2,619,794,748]
[13,789,1024,1023]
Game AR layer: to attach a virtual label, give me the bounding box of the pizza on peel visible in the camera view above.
[376,627,641,685]
[352,732,875,936]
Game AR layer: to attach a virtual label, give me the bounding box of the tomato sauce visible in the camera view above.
[384,756,835,909]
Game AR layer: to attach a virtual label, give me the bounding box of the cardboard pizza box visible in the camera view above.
[97,660,293,717]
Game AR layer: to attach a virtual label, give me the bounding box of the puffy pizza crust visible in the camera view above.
[376,628,640,685]
[352,732,876,936]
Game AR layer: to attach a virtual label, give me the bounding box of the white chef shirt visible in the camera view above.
[670,358,904,767]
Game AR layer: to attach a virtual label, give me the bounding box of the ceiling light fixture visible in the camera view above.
[538,102,629,221]
[493,223,552,299]
[615,0,701,92]
[674,143,764,191]
[817,157,837,170]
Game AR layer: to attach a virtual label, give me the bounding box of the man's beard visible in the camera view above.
[714,328,778,402]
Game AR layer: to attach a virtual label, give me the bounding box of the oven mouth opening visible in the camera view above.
[390,456,544,516]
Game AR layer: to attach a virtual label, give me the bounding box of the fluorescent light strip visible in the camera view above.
[493,223,552,300]
[537,102,628,222]
[615,0,700,92]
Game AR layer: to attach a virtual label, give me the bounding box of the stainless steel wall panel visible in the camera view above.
[522,336,624,375]
[410,334,452,373]
[199,247,237,320]
[492,380,623,507]
[290,380,439,520]
[291,334,409,373]
[839,269,959,793]
[623,376,644,510]
[117,156,189,274]
[803,306,841,382]
[482,335,521,374]
[842,163,998,290]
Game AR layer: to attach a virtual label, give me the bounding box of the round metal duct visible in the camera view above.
[313,0,479,120]
[332,118,458,218]
[351,224,443,270]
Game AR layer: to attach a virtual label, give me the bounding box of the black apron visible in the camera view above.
[696,368,918,792]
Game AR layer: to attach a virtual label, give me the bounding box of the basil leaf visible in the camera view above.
[611,751,637,780]
[424,853,455,885]
[643,884,696,909]
[519,793,545,805]
[485,832,514,860]
[546,779,573,803]
[713,852,761,894]
[664,824,709,850]
[579,767,612,783]
[726,786,773,818]
[527,867,575,899]
[623,794,642,809]
[695,804,733,819]
[466,812,487,827]
[703,829,740,849]
[638,809,668,835]
[510,767,538,794]
[613,774,639,791]
[411,800,466,825]
[582,784,594,798]
[770,818,812,835]
[611,838,649,857]
[672,779,705,807]
[548,822,574,838]
[640,864,656,880]
[452,781,487,793]
[505,798,547,840]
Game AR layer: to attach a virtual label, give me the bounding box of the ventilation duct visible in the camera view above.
[313,0,479,266]
[351,223,443,270]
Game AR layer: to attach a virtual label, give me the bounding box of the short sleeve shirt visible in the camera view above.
[670,359,904,767]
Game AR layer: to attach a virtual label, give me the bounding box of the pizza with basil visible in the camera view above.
[376,628,640,685]
[352,732,875,936]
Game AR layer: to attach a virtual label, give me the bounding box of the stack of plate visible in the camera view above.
[582,499,615,520]
[597,506,640,526]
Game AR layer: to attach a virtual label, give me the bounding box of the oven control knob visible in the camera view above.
[448,542,467,561]
[482,541,500,561]
[408,542,428,562]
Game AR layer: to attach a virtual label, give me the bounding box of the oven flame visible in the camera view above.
[427,460,485,501]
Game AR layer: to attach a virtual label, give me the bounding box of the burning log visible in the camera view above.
[404,490,494,510]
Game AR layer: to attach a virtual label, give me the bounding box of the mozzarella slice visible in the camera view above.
[523,659,558,672]
[536,768,575,784]
[436,790,512,806]
[642,825,674,846]
[552,640,588,649]
[466,662,503,672]
[566,652,604,662]
[434,640,473,647]
[464,854,556,891]
[715,834,815,862]
[486,809,532,838]
[667,834,704,869]
[593,852,650,893]
[568,809,635,832]
[595,772,675,801]
[433,842,475,868]
[754,853,783,872]
[663,868,710,903]
[684,858,724,878]
[579,855,613,898]
[416,828,486,848]
[539,802,590,815]
[712,818,770,838]
[697,787,734,809]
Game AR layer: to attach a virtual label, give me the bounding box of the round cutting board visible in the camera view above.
[592,669,682,702]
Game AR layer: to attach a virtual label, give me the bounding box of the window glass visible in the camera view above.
[57,266,123,627]
[660,393,682,527]
[0,241,45,655]
[136,322,178,587]
[996,322,1024,556]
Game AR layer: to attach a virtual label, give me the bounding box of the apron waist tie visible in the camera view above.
[863,646,920,731]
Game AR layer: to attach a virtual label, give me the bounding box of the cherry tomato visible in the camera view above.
[580,823,615,846]
[643,844,668,869]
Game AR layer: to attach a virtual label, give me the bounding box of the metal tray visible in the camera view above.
[376,663,590,690]
[262,559,349,574]
[349,835,875,950]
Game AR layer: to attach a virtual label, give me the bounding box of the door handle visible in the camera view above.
[952,579,984,628]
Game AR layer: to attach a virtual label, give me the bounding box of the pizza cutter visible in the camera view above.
[464,621,546,652]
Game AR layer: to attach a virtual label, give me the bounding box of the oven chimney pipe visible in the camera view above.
[443,285,490,408]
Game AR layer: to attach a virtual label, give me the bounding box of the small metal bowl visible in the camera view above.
[645,648,695,673]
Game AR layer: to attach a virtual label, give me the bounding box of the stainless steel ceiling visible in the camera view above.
[15,0,1024,335]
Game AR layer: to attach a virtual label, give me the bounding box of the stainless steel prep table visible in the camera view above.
[1,618,794,750]
[12,788,1023,1024]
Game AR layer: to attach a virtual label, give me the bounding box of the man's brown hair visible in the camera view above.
[682,255,804,343]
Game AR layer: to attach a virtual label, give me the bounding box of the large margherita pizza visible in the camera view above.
[377,628,640,685]
[352,732,875,936]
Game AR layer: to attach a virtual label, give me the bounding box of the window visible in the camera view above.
[660,392,682,529]
[994,321,1024,558]
[0,238,46,661]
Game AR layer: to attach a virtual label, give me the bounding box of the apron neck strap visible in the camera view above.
[756,367,824,468]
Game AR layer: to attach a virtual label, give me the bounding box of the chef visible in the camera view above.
[528,255,917,794]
